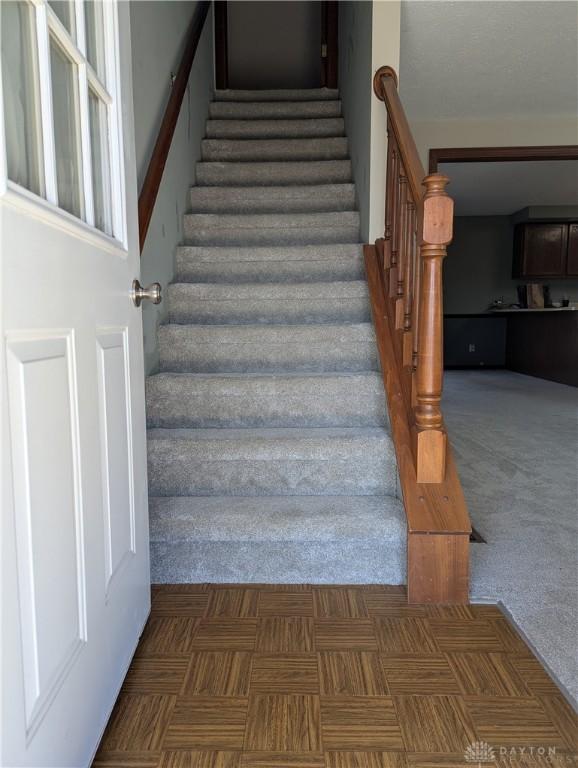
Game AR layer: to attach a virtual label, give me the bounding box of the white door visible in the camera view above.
[0,2,150,765]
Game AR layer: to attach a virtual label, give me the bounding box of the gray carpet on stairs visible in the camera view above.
[147,88,404,584]
[206,118,346,139]
[195,159,352,186]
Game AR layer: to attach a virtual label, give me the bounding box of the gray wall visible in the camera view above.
[227,2,321,89]
[130,1,214,374]
[338,1,373,240]
[445,216,578,314]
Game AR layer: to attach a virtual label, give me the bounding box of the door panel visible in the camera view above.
[6,332,87,737]
[96,328,136,595]
[1,2,150,765]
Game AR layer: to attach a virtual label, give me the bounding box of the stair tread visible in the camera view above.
[208,101,342,119]
[177,243,363,263]
[201,137,349,162]
[147,425,396,498]
[197,160,350,171]
[202,138,346,146]
[184,211,359,228]
[190,183,356,194]
[149,371,381,381]
[149,495,405,543]
[159,322,376,340]
[147,425,390,442]
[158,323,378,374]
[175,247,364,286]
[146,372,386,428]
[169,280,368,299]
[206,118,345,139]
[196,159,351,186]
[167,280,370,324]
[189,183,355,213]
[214,88,340,102]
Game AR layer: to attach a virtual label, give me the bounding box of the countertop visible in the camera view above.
[489,307,577,313]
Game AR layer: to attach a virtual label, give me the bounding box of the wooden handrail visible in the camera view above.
[369,65,471,602]
[138,1,211,253]
[373,66,425,202]
[373,65,454,484]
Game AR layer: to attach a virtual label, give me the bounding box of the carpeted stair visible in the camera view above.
[147,88,405,584]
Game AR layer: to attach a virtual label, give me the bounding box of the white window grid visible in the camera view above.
[1,0,126,247]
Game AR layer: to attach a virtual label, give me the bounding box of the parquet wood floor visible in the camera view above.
[93,585,577,768]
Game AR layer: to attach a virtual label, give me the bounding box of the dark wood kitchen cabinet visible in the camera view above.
[567,223,578,276]
[513,222,578,279]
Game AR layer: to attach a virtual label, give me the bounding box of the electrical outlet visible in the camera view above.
[468,343,476,352]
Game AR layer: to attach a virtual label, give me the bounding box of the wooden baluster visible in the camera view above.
[414,174,453,483]
[384,121,395,242]
[402,199,416,366]
[395,169,408,329]
[381,124,396,270]
[411,205,423,408]
[389,150,400,298]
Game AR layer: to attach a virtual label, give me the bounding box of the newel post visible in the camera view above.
[415,174,453,483]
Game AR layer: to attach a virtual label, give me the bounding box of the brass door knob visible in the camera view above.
[131,279,162,307]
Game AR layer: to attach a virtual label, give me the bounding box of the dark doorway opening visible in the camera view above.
[214,1,337,90]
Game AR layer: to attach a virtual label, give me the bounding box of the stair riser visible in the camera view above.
[147,447,396,497]
[175,258,364,284]
[214,88,340,101]
[149,495,405,541]
[206,118,345,139]
[168,297,371,325]
[201,138,349,162]
[196,161,352,186]
[208,101,342,119]
[146,375,387,429]
[158,325,378,373]
[177,243,363,263]
[184,225,360,247]
[159,343,378,374]
[184,213,359,246]
[150,541,405,584]
[189,185,356,214]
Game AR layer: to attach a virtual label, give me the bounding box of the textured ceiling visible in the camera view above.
[399,1,578,120]
[440,160,578,215]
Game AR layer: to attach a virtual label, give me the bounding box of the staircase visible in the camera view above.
[146,88,405,584]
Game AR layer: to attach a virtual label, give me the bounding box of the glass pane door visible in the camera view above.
[88,88,112,233]
[1,1,44,196]
[50,38,84,218]
[48,0,76,39]
[1,0,124,243]
[84,0,106,81]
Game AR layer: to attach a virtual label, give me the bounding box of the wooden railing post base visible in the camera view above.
[416,428,447,483]
[408,532,469,604]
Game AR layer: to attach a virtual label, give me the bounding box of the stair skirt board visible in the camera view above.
[147,88,403,584]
